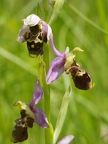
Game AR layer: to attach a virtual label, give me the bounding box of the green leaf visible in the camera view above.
[52,86,71,144]
[0,47,37,76]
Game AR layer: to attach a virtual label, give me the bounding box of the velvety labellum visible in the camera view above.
[11,110,34,143]
[27,41,44,57]
[69,65,92,90]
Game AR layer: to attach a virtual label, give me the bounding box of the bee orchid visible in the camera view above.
[17,14,52,57]
[11,79,49,143]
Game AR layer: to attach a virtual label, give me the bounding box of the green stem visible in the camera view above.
[43,45,53,144]
[41,2,53,143]
[37,45,53,144]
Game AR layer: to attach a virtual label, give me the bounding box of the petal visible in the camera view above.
[40,20,52,41]
[29,79,43,107]
[33,108,49,128]
[49,34,63,57]
[57,135,74,144]
[23,14,41,26]
[17,25,30,43]
[46,57,65,84]
[64,47,69,55]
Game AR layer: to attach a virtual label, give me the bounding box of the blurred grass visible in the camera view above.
[0,0,108,144]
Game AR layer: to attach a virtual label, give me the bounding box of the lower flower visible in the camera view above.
[11,109,34,143]
[11,79,49,143]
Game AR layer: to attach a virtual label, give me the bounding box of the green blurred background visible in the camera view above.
[0,0,108,144]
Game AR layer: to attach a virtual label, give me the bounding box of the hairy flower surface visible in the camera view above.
[47,35,93,90]
[18,14,52,57]
[65,60,93,90]
[11,79,49,143]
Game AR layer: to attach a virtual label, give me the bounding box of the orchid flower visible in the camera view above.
[57,135,74,144]
[11,79,49,143]
[46,34,93,90]
[17,14,52,57]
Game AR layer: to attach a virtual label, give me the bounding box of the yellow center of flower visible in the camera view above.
[64,47,84,71]
[14,101,34,119]
[64,53,75,70]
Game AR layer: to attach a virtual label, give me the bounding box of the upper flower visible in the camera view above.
[11,79,49,143]
[17,14,52,57]
[46,34,93,90]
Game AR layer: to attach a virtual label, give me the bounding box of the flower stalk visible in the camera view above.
[43,44,53,144]
[42,6,54,142]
